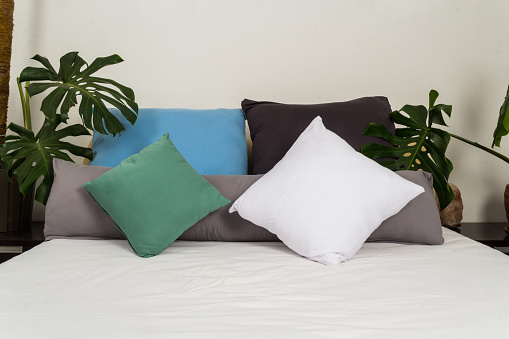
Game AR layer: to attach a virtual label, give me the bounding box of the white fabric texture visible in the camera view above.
[1,229,508,339]
[229,116,424,265]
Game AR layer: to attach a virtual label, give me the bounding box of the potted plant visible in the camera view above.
[361,90,454,211]
[0,51,138,231]
[361,88,509,222]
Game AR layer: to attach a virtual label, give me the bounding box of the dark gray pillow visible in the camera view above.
[368,171,444,245]
[44,159,279,241]
[242,97,396,174]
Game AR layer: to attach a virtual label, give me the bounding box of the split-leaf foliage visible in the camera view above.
[0,52,138,205]
[361,90,454,211]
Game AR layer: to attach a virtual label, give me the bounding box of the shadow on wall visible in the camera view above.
[26,0,45,56]
[481,192,504,222]
[451,71,504,222]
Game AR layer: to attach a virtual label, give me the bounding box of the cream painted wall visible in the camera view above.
[7,0,509,222]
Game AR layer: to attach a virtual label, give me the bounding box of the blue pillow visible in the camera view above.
[89,108,248,175]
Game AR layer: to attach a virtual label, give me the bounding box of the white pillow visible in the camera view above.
[229,116,424,266]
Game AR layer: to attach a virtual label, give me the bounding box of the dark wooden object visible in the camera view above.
[0,221,44,263]
[448,222,509,248]
[0,168,34,232]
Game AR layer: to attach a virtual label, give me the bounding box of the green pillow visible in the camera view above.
[83,133,230,257]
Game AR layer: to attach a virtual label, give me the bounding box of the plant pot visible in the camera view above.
[0,168,34,232]
[440,183,463,227]
[504,184,509,222]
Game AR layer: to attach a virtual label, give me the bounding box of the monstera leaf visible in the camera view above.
[492,83,509,148]
[0,116,92,205]
[361,90,454,210]
[18,52,138,135]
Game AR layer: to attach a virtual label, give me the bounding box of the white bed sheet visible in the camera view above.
[1,227,508,339]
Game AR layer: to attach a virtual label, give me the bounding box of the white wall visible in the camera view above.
[8,0,509,222]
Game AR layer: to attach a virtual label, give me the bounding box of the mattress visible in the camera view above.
[1,227,508,338]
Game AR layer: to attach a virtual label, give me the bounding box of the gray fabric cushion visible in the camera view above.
[44,159,278,241]
[44,159,118,240]
[179,175,279,241]
[45,160,440,245]
[368,171,444,245]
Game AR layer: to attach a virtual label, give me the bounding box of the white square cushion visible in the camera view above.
[229,116,424,266]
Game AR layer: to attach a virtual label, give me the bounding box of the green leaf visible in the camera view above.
[31,54,58,74]
[492,83,509,147]
[80,54,124,78]
[392,105,428,128]
[40,86,69,122]
[361,90,455,210]
[19,52,138,135]
[426,90,452,127]
[429,105,452,127]
[58,52,85,82]
[86,77,137,106]
[19,67,60,82]
[0,118,93,205]
[24,82,60,97]
[429,89,439,108]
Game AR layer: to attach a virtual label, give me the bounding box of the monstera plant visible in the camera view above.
[492,83,509,148]
[0,52,138,205]
[361,90,454,211]
[362,88,509,212]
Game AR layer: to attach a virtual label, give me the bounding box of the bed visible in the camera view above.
[1,228,508,338]
[1,97,508,338]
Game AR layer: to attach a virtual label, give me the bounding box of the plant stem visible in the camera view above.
[25,81,31,130]
[16,78,31,130]
[450,133,509,165]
